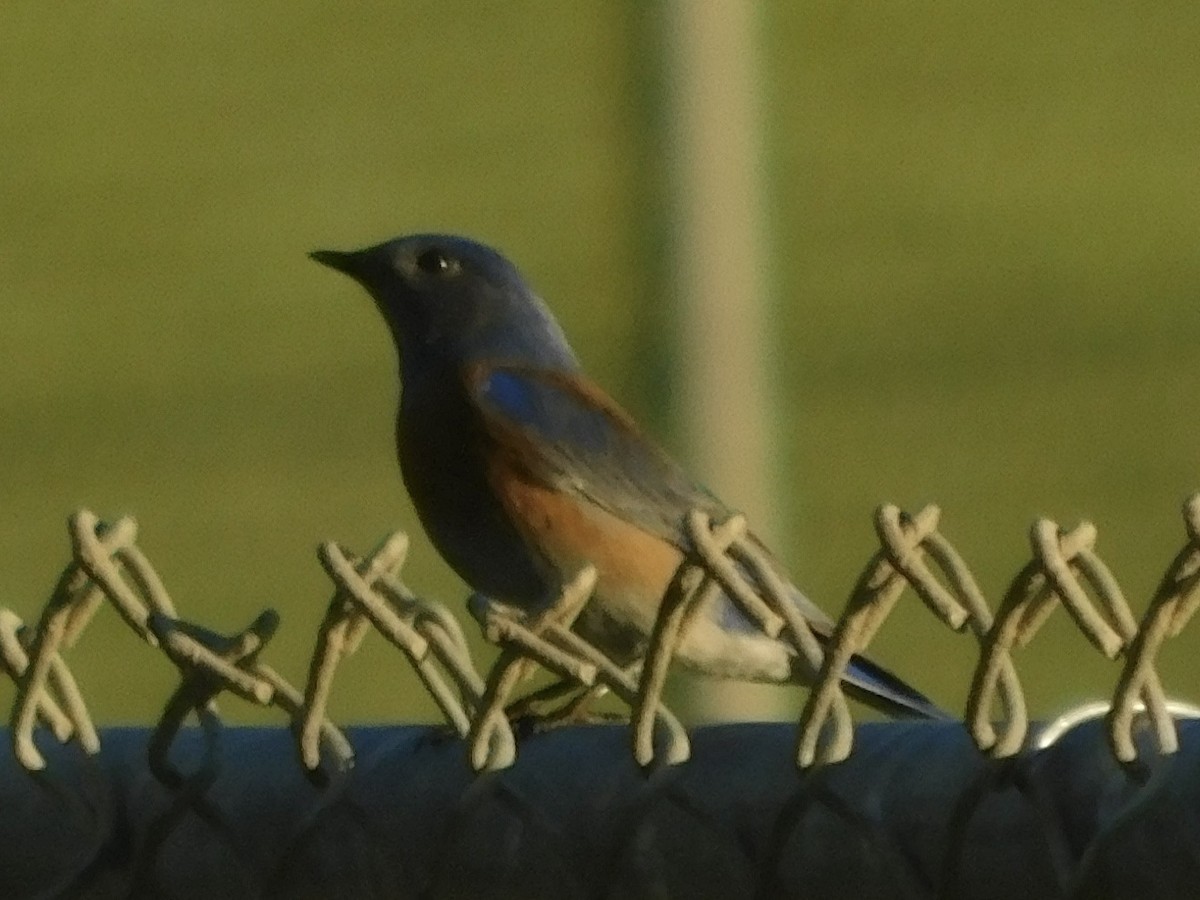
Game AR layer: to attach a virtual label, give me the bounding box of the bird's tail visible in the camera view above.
[839,652,949,720]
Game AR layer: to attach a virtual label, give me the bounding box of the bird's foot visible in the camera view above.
[511,688,627,738]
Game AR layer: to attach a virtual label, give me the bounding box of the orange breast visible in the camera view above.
[486,455,682,632]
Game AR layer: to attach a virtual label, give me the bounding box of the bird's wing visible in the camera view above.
[465,361,726,547]
[465,362,945,719]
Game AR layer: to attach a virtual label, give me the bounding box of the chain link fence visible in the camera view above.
[1,498,1198,897]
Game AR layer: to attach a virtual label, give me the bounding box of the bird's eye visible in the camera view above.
[415,248,458,276]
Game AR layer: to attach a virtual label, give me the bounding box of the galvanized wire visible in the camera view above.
[1,497,1199,897]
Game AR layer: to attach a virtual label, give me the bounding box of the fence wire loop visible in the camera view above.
[468,567,598,771]
[684,511,784,638]
[797,504,1010,767]
[0,609,80,746]
[1104,493,1200,762]
[4,493,1200,787]
[966,511,1191,760]
[966,521,1103,756]
[640,509,854,769]
[9,512,145,769]
[469,565,690,771]
[4,510,349,778]
[300,533,491,775]
[146,610,280,787]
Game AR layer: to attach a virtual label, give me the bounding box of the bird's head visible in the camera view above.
[310,234,579,381]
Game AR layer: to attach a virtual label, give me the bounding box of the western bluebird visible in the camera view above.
[311,234,940,718]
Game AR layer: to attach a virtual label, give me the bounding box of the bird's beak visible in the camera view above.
[308,248,364,278]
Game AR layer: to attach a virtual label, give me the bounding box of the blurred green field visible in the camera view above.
[1,3,1198,728]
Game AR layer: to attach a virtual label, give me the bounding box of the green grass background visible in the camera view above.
[1,3,1198,727]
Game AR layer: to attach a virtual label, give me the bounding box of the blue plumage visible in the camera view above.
[310,234,943,719]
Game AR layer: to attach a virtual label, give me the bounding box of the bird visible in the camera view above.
[310,234,941,718]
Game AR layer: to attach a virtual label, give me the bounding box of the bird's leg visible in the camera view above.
[467,567,600,769]
[503,607,641,728]
[469,566,688,765]
[528,600,691,764]
[503,676,584,720]
[508,680,627,736]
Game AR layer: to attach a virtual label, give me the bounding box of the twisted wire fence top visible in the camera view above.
[1,718,1198,899]
[0,496,1198,898]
